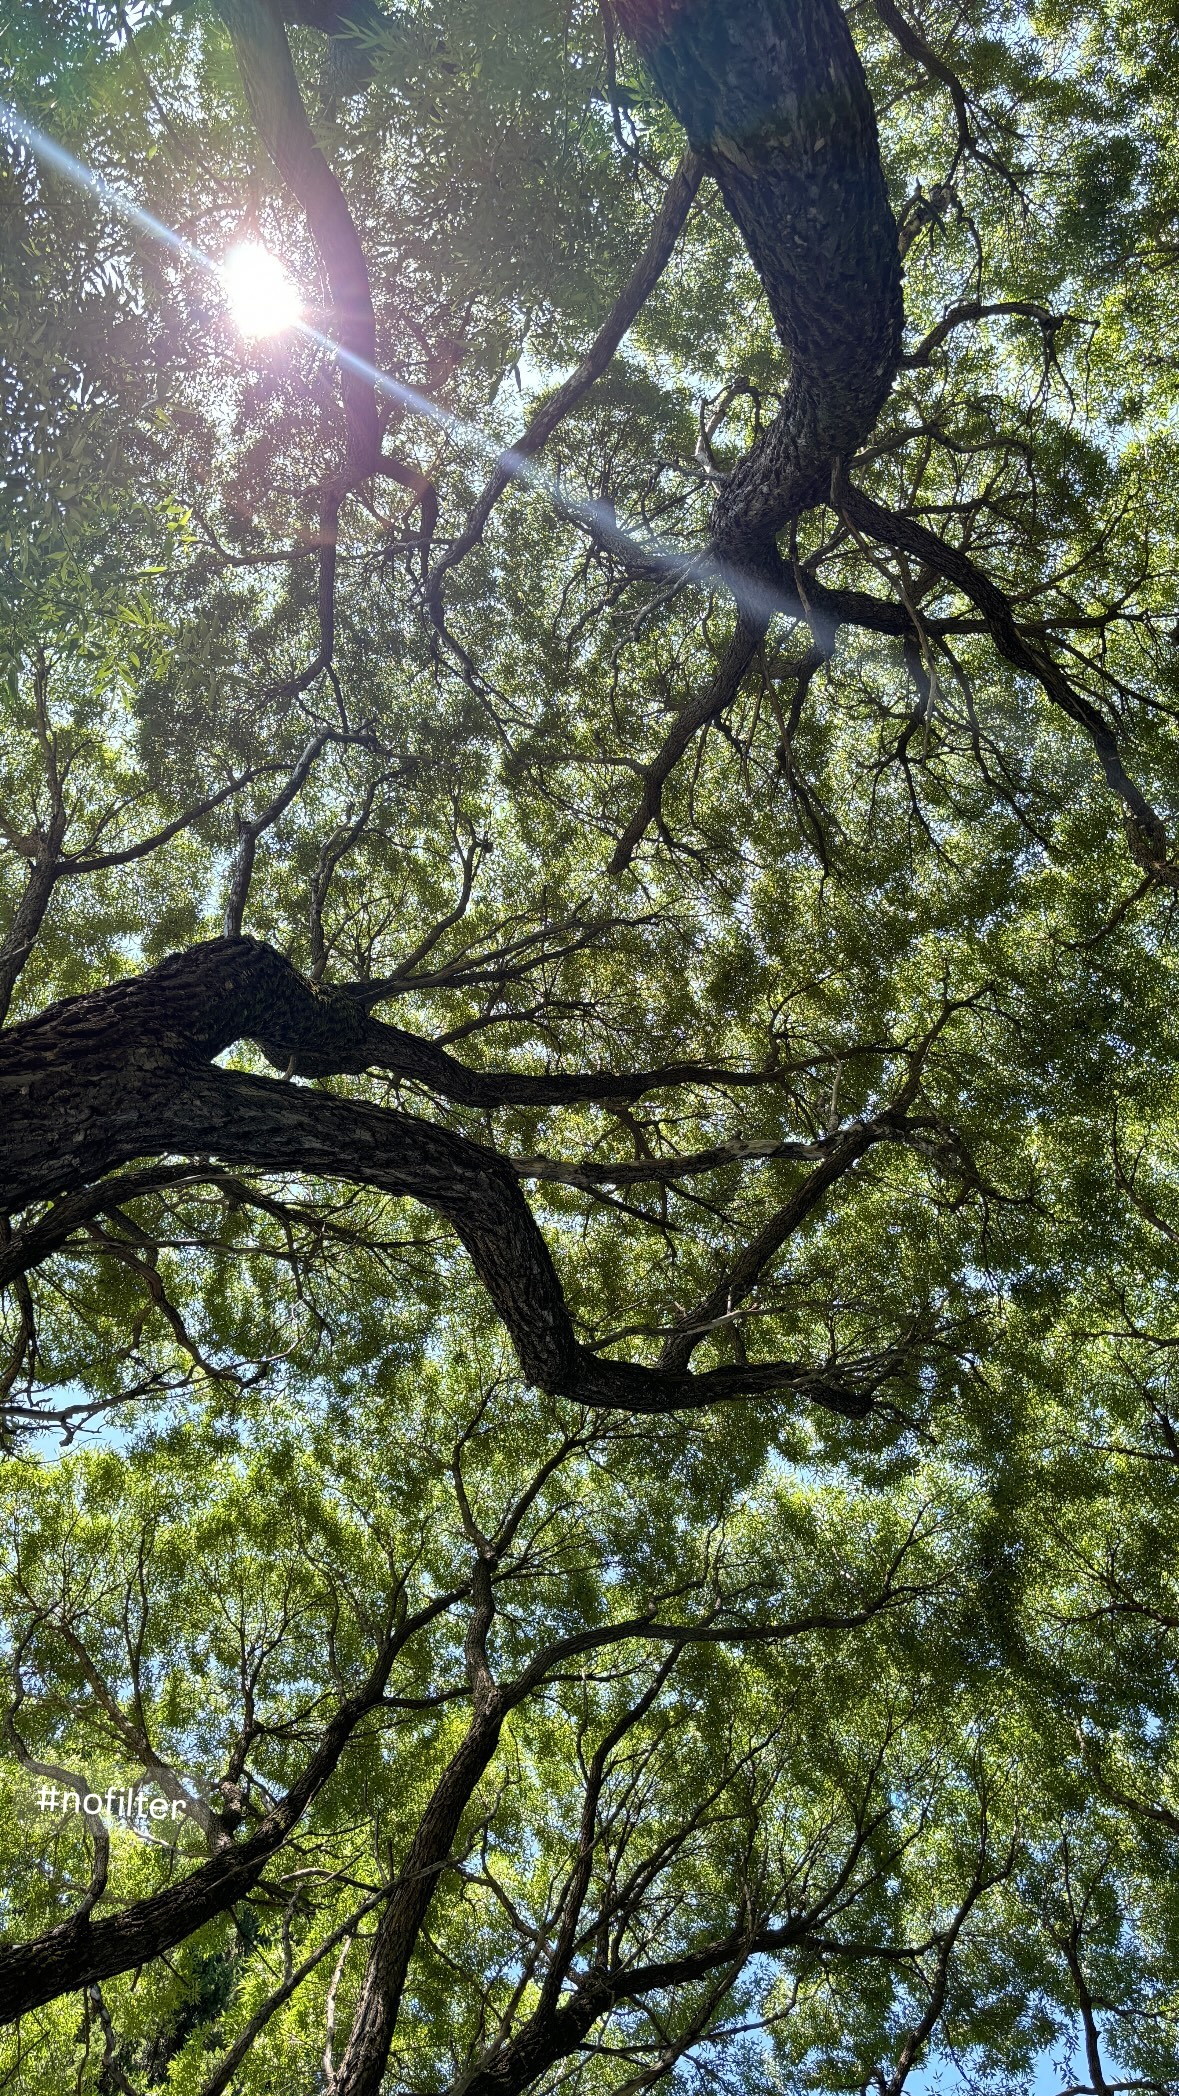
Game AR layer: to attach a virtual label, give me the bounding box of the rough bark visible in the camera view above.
[0,940,881,1419]
[614,0,903,575]
[0,936,785,1204]
[601,0,904,863]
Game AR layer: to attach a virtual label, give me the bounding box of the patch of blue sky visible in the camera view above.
[906,2030,1129,2096]
[12,1381,137,1463]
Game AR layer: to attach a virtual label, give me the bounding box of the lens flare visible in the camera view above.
[0,97,795,631]
[219,241,302,338]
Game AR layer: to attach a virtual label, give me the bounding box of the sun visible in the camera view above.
[219,241,303,339]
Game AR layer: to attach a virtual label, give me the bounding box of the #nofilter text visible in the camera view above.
[36,1783,189,1821]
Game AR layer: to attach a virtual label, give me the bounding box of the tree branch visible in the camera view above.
[0,1632,397,2023]
[427,149,704,622]
[0,941,885,1419]
[834,467,1177,883]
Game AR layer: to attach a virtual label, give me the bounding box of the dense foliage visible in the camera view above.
[3,1,1179,2090]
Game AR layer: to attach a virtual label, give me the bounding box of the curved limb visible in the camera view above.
[0,940,911,1419]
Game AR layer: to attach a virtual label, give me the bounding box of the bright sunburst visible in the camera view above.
[219,240,302,338]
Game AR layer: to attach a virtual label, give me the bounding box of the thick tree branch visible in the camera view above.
[616,0,903,572]
[222,731,361,938]
[328,1577,509,2096]
[0,653,67,1026]
[0,823,64,1029]
[657,1118,881,1372]
[216,4,434,692]
[0,941,883,1418]
[432,1816,886,2096]
[196,1892,385,2096]
[599,0,905,866]
[868,0,974,157]
[900,299,1068,370]
[140,1069,879,1416]
[328,1577,905,2096]
[0,936,788,1149]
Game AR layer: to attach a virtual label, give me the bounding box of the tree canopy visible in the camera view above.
[2,1,1179,2090]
